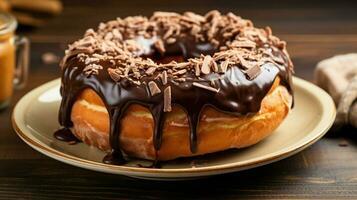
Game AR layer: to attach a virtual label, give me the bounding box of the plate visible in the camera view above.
[12,77,336,180]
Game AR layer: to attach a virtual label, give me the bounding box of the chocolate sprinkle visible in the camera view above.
[201,55,213,74]
[154,39,165,54]
[172,69,187,75]
[163,86,172,112]
[145,67,156,75]
[148,81,161,96]
[161,71,168,85]
[219,60,229,73]
[245,64,261,80]
[107,68,121,82]
[194,64,201,76]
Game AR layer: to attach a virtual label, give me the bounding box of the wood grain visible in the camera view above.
[1,0,357,199]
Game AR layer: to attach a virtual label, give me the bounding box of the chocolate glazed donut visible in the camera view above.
[57,10,294,165]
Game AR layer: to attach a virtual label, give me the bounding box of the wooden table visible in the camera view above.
[1,0,357,199]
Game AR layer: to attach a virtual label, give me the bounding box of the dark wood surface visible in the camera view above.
[1,0,357,199]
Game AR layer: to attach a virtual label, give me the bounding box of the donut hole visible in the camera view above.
[144,38,218,64]
[151,54,185,64]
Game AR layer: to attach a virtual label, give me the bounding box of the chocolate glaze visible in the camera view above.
[58,36,293,165]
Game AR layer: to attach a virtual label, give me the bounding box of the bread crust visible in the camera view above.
[70,78,292,161]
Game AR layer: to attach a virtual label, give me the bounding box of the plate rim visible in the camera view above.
[12,77,336,177]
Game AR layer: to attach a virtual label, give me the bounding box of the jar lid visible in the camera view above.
[0,12,17,35]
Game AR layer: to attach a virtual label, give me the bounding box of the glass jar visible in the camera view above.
[0,12,29,110]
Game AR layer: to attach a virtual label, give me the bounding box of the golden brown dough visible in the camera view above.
[69,78,292,161]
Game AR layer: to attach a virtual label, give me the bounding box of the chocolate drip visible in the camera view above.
[187,107,201,153]
[54,128,80,144]
[151,103,165,150]
[58,35,293,165]
[103,150,125,165]
[109,108,122,151]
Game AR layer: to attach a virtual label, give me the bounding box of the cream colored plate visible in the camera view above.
[12,77,335,180]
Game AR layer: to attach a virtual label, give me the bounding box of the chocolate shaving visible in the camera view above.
[257,31,268,43]
[112,29,123,40]
[201,55,213,74]
[218,60,229,73]
[163,27,174,40]
[172,69,187,75]
[193,82,219,93]
[148,81,161,96]
[245,64,261,80]
[83,64,103,77]
[145,67,156,75]
[152,11,180,19]
[211,39,220,47]
[176,78,186,82]
[210,80,216,87]
[194,64,201,76]
[163,86,172,112]
[166,38,176,44]
[190,25,201,36]
[175,62,190,69]
[237,55,251,69]
[124,67,130,77]
[108,68,122,82]
[231,40,256,48]
[184,12,205,23]
[161,71,168,85]
[211,60,218,72]
[265,26,272,36]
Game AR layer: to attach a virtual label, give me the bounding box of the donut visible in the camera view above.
[58,10,294,163]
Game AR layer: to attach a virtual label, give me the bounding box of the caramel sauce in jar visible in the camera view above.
[0,13,17,109]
